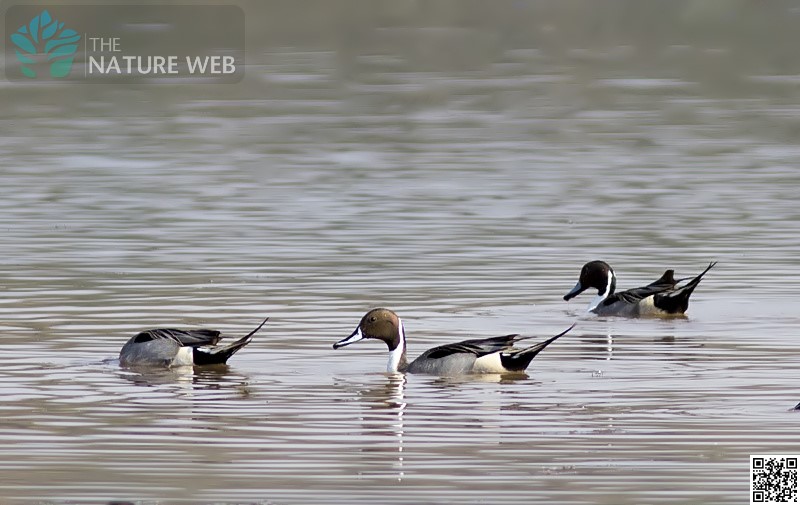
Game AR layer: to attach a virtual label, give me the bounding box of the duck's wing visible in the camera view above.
[129,328,222,347]
[604,283,673,305]
[419,334,521,360]
[607,268,679,305]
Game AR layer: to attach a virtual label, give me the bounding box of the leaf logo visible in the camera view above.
[10,10,80,78]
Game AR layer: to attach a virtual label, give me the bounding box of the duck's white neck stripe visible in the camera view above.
[387,318,406,373]
[587,271,615,312]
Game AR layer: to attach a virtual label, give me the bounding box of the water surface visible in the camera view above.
[1,2,799,504]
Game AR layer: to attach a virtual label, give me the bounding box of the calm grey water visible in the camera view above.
[2,2,800,504]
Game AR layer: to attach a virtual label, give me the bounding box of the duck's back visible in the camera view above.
[119,328,221,366]
[404,334,520,375]
[119,337,181,366]
[593,296,650,316]
[406,351,477,375]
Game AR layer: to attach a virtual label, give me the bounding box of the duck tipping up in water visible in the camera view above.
[333,308,573,375]
[563,261,717,317]
[119,317,268,367]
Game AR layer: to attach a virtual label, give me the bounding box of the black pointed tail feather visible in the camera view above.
[499,323,575,372]
[653,261,717,314]
[193,317,269,365]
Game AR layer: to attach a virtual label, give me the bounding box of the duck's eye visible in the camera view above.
[369,316,377,323]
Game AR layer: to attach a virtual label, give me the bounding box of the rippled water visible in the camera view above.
[2,3,800,504]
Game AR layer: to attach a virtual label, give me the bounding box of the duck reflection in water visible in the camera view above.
[118,362,253,398]
[335,374,408,481]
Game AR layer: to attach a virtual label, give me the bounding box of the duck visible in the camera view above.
[563,261,716,317]
[333,308,573,375]
[119,316,268,367]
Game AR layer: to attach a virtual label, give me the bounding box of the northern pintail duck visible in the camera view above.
[563,261,716,317]
[333,308,573,375]
[119,317,268,367]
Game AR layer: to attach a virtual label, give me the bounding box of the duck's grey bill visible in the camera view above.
[333,327,364,349]
[563,281,585,301]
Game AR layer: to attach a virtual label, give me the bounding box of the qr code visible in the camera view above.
[752,455,799,504]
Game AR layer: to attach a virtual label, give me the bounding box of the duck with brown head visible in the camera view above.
[333,308,573,376]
